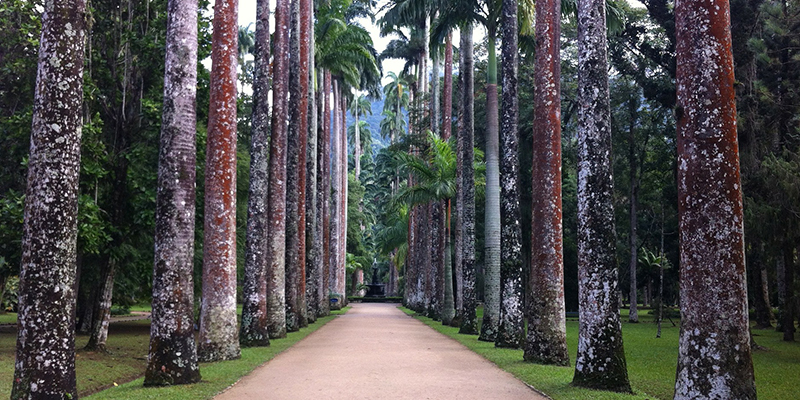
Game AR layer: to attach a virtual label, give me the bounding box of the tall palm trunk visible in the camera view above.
[285,0,307,332]
[11,0,87,391]
[458,23,478,335]
[320,70,332,316]
[240,0,272,347]
[454,31,465,323]
[525,0,568,362]
[341,96,349,303]
[143,0,201,384]
[199,0,241,362]
[354,112,362,179]
[495,0,524,349]
[479,27,501,342]
[86,259,116,352]
[266,0,291,339]
[305,0,319,324]
[330,79,342,306]
[673,0,756,396]
[441,33,455,326]
[572,0,630,391]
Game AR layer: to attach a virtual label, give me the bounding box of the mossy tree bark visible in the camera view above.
[673,0,757,396]
[572,0,630,391]
[12,0,87,396]
[495,0,524,350]
[240,0,272,347]
[143,0,201,384]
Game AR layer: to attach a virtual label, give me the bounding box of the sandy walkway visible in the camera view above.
[215,303,546,400]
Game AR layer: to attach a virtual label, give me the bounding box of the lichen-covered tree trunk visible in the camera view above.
[329,79,341,307]
[441,34,455,326]
[453,31,465,324]
[11,2,87,393]
[198,0,241,362]
[572,0,630,391]
[431,201,445,320]
[495,0,524,350]
[423,203,436,318]
[458,23,478,335]
[305,2,319,324]
[240,0,272,347]
[340,96,348,303]
[86,260,116,352]
[266,0,291,339]
[285,0,308,332]
[673,0,756,396]
[526,0,569,363]
[320,70,332,316]
[480,40,500,341]
[143,0,201,384]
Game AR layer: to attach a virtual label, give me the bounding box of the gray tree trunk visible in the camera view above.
[673,0,756,396]
[320,70,332,316]
[285,0,304,333]
[86,260,116,352]
[305,0,319,324]
[458,23,478,335]
[11,1,87,392]
[572,0,630,391]
[330,80,341,308]
[198,0,241,362]
[143,0,201,384]
[479,77,501,343]
[495,0,524,350]
[240,0,272,347]
[266,0,291,339]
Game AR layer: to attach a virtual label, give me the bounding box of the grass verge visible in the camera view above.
[401,307,799,400]
[87,307,348,400]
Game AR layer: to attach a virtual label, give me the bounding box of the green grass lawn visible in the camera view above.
[403,306,800,400]
[0,308,348,399]
[0,313,16,325]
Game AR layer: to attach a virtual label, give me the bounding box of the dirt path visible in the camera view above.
[215,303,546,400]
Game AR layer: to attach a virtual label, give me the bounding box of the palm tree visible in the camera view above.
[143,0,201,385]
[350,95,373,179]
[524,0,569,362]
[673,0,756,396]
[458,23,478,335]
[11,0,88,396]
[572,0,630,391]
[303,0,318,324]
[266,0,291,339]
[240,0,272,347]
[198,0,241,362]
[494,0,524,349]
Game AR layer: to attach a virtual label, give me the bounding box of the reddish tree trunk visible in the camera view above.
[12,0,87,395]
[673,0,756,396]
[198,0,241,362]
[144,0,201,385]
[320,70,332,316]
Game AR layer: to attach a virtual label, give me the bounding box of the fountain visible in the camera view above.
[364,260,385,298]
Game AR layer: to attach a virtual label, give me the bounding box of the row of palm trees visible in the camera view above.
[381,0,757,398]
[11,0,381,396]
